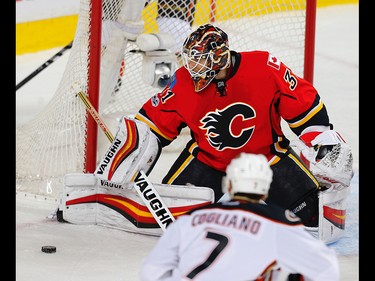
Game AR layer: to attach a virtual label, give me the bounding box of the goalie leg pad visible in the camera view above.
[59,173,214,236]
[318,183,350,244]
[95,116,162,184]
[266,149,320,227]
[58,173,100,225]
[305,183,350,244]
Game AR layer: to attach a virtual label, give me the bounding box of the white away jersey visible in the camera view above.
[140,201,339,281]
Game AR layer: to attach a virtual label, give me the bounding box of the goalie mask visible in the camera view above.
[181,24,231,92]
[222,153,273,196]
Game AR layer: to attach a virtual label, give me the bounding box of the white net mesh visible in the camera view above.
[16,0,310,199]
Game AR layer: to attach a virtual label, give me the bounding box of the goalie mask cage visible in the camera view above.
[16,0,316,199]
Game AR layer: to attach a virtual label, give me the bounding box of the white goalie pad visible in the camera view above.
[59,173,214,236]
[95,116,161,184]
[306,183,350,244]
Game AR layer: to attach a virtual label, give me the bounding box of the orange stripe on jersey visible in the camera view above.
[166,154,194,184]
[288,100,324,128]
[288,153,319,187]
[135,113,174,141]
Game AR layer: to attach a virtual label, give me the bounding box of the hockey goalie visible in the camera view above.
[58,0,354,244]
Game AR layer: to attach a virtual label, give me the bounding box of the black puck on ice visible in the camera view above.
[41,246,56,253]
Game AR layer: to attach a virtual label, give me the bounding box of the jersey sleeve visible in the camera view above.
[140,220,182,281]
[136,69,189,147]
[276,224,340,281]
[267,53,331,136]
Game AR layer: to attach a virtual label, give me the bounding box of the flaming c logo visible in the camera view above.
[200,103,255,151]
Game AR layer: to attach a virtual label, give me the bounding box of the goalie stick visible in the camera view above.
[76,91,115,142]
[76,91,175,231]
[16,41,73,91]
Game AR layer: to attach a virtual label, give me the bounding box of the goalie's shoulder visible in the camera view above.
[238,50,281,73]
[163,66,196,95]
[238,50,273,62]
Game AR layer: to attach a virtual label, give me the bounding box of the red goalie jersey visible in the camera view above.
[136,50,330,172]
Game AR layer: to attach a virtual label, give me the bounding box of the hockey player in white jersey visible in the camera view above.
[140,153,339,281]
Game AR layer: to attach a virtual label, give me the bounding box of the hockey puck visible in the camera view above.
[41,246,56,253]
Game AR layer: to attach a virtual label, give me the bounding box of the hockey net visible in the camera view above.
[16,0,316,199]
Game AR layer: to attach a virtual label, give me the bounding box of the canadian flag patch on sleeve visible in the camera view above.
[267,53,281,70]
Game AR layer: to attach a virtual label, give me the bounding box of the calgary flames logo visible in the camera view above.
[200,103,256,150]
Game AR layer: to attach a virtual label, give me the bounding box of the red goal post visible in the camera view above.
[16,0,316,199]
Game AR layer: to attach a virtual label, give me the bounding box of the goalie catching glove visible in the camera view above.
[292,129,354,244]
[294,129,354,189]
